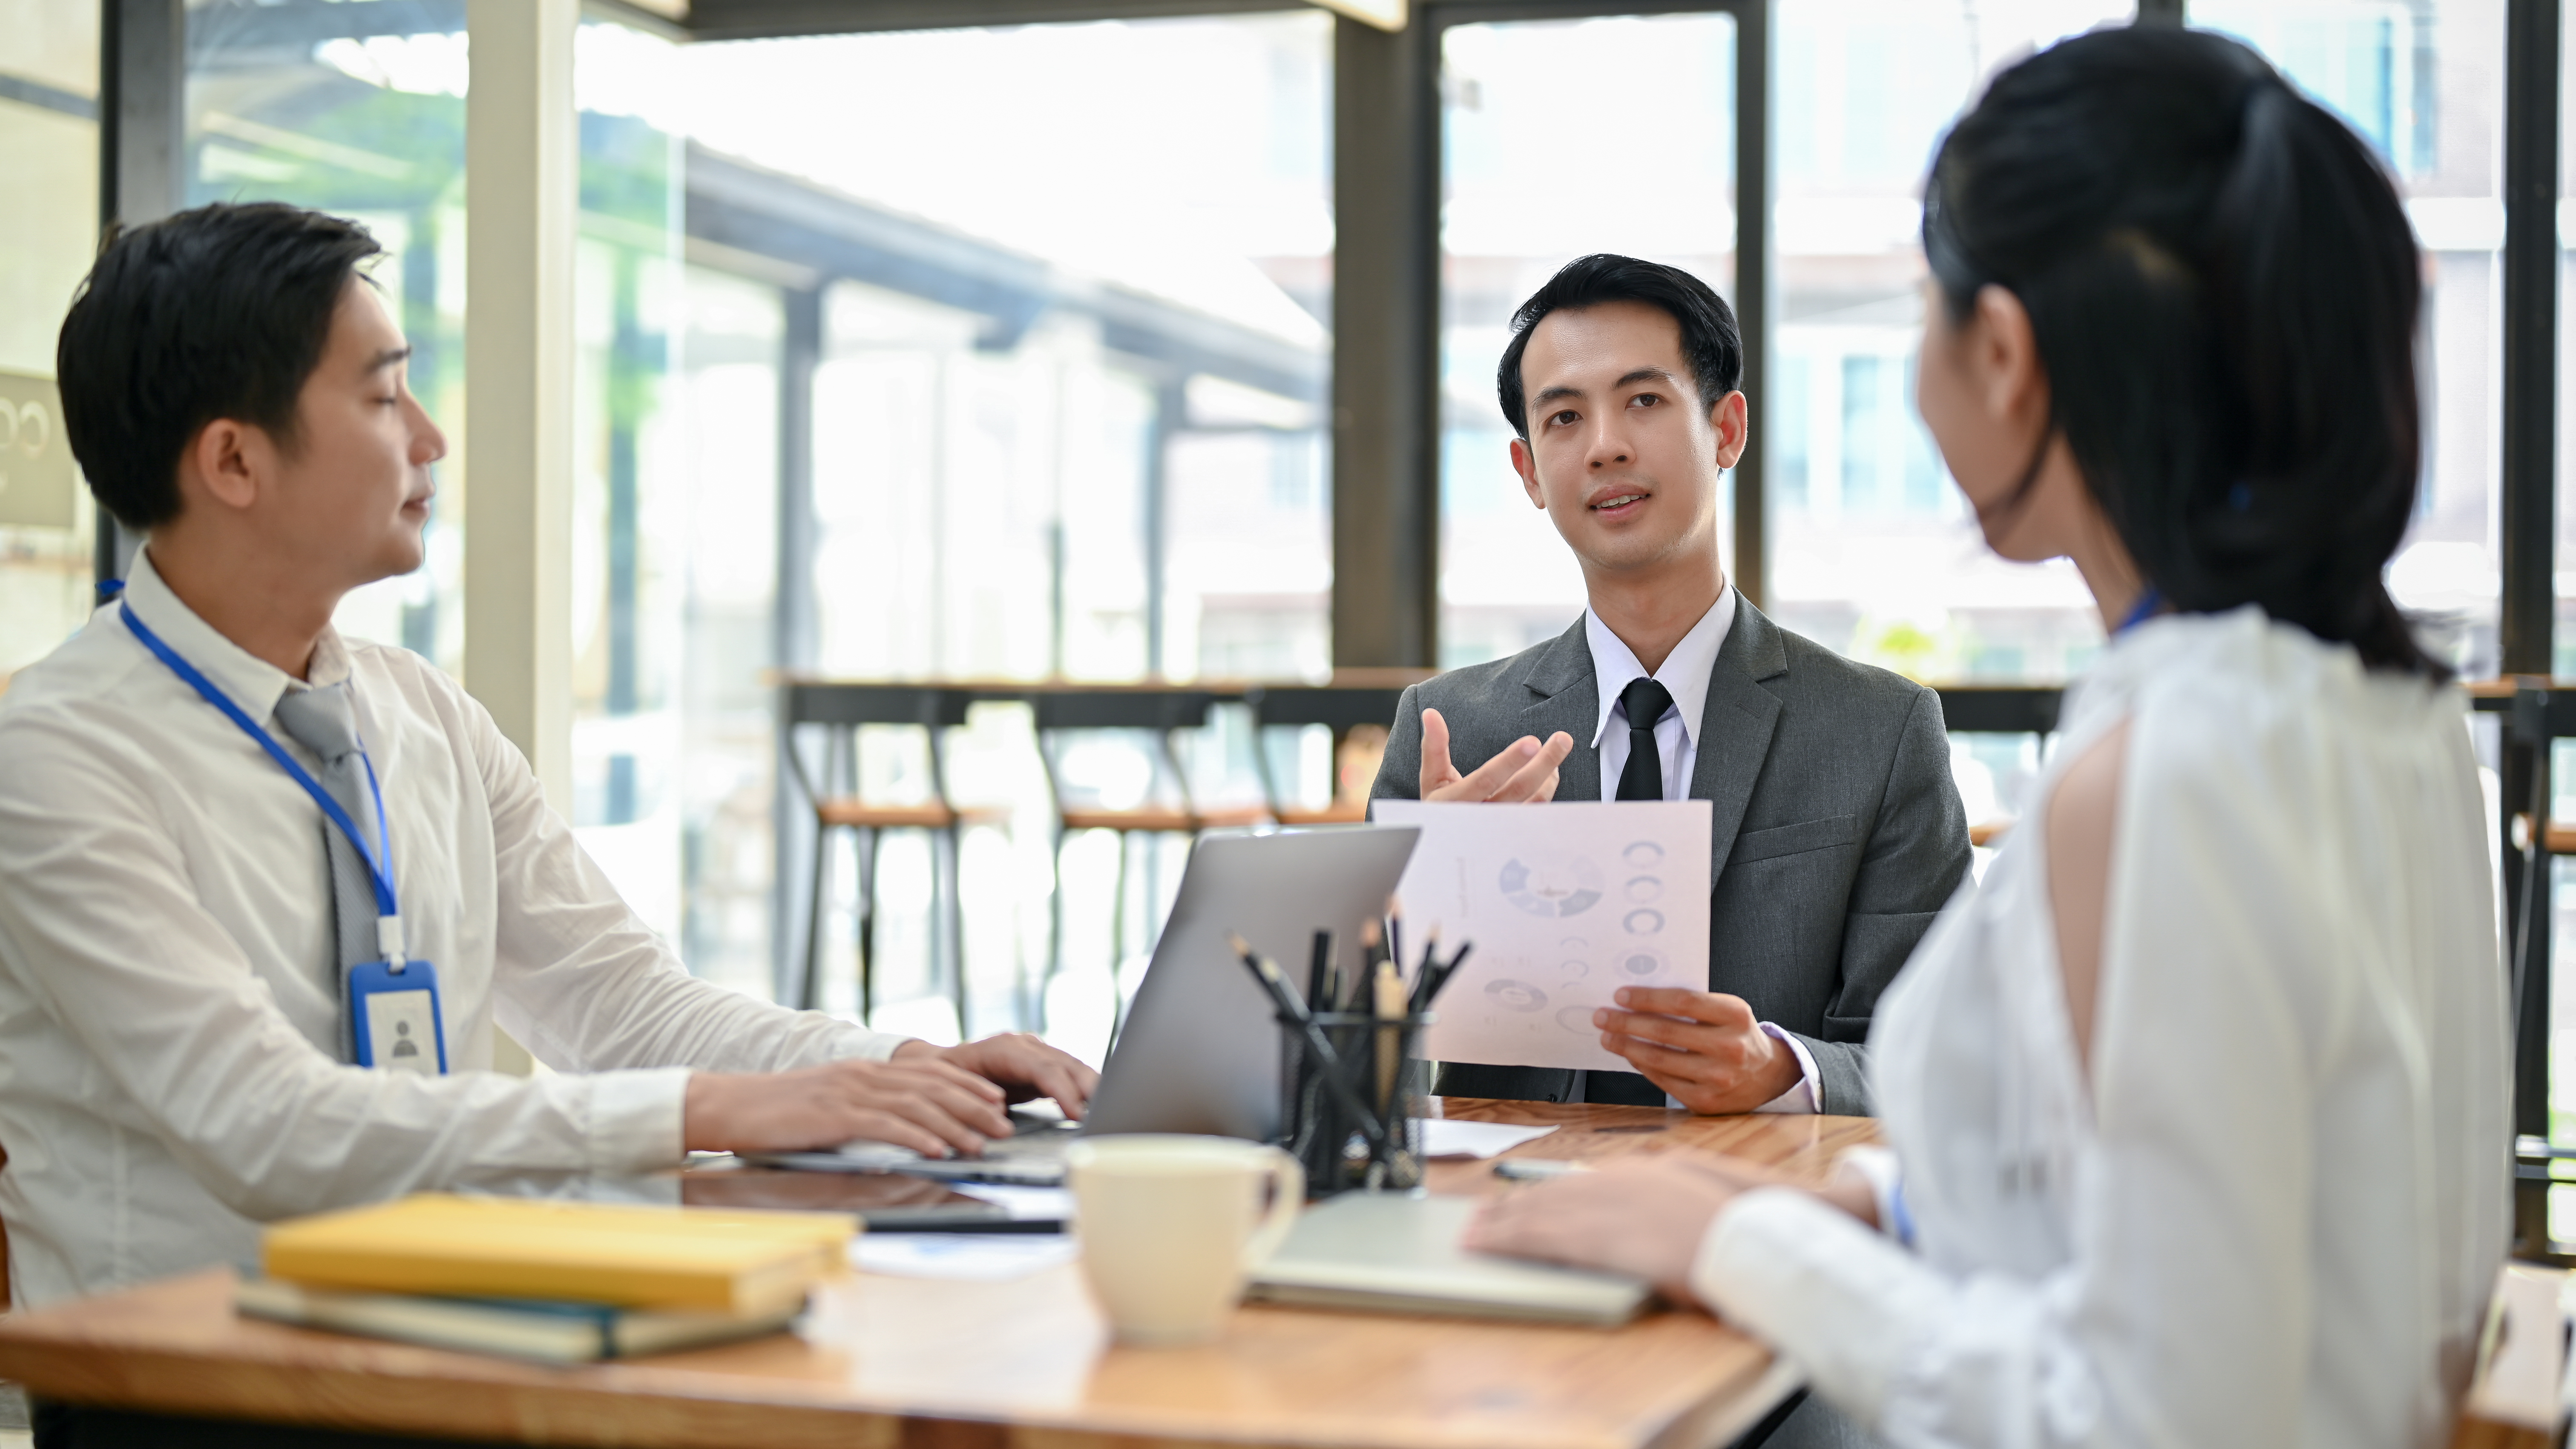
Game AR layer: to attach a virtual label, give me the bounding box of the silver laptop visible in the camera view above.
[757,825,1421,1183]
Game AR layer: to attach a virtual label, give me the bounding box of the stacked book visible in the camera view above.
[236,1193,858,1364]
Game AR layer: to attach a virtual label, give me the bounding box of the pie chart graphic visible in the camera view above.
[1485,978,1548,1012]
[1556,1005,1599,1034]
[1619,947,1668,979]
[1498,855,1604,917]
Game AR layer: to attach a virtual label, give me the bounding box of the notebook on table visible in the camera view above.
[1247,1192,1650,1327]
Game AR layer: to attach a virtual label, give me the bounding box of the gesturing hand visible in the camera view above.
[1594,986,1806,1114]
[1419,707,1575,803]
[682,1055,1012,1159]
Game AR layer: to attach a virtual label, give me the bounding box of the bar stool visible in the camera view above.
[1031,688,1266,1046]
[1244,682,1408,825]
[781,683,993,1032]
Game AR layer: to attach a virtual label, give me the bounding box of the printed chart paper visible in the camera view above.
[1371,799,1711,1072]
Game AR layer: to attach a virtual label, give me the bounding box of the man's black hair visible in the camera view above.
[1495,253,1743,441]
[56,202,383,531]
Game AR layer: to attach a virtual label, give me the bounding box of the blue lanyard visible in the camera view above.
[119,603,405,960]
[2114,585,2163,636]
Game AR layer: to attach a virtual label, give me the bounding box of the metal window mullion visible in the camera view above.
[94,0,185,591]
[1732,0,1768,608]
[2499,0,2562,1259]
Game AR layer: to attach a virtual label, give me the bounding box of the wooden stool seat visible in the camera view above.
[782,684,983,1028]
[815,800,957,831]
[1193,803,1273,829]
[1273,800,1370,825]
[814,799,1009,831]
[1058,806,1201,835]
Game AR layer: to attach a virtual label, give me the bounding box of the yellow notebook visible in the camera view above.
[262,1194,859,1314]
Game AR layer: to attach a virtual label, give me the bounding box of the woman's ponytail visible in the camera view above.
[1925,28,2446,679]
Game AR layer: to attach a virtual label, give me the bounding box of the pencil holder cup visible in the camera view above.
[1277,1011,1432,1198]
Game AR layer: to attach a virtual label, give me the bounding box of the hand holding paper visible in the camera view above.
[1591,986,1803,1113]
[1371,799,1711,1074]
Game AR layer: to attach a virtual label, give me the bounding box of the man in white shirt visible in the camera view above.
[1371,254,1971,1116]
[0,201,1095,1310]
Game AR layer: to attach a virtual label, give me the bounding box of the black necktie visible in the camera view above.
[1615,677,1675,802]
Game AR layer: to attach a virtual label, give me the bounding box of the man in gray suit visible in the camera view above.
[1372,255,1969,1116]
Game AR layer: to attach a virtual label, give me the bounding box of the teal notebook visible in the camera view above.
[234,1275,803,1364]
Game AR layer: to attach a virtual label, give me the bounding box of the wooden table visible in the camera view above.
[0,1101,1878,1449]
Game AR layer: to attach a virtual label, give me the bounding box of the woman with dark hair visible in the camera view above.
[1469,26,2506,1447]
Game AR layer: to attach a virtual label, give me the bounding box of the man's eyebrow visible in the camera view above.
[1616,366,1681,389]
[1532,383,1585,407]
[363,346,411,374]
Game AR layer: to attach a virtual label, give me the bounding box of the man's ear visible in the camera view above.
[1509,435,1546,509]
[179,418,264,514]
[1708,391,1748,472]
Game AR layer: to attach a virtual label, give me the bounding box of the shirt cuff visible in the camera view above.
[585,1066,693,1173]
[1690,1185,1940,1429]
[1750,1024,1820,1113]
[1834,1144,1913,1245]
[839,1028,913,1064]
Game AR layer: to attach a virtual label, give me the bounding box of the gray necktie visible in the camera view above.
[272,682,382,1062]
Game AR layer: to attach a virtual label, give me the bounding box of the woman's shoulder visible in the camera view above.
[2084,607,2467,820]
[2081,607,2458,739]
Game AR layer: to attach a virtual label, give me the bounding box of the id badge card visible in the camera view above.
[349,958,449,1075]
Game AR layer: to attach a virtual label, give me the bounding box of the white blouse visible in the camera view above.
[1691,608,2510,1449]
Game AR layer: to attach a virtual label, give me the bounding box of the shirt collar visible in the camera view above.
[119,549,353,724]
[1585,586,1738,753]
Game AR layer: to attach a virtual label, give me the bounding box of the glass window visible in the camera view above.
[1768,0,2129,687]
[0,2,101,692]
[1435,12,1738,669]
[567,17,690,942]
[677,15,1331,1045]
[2199,2,2497,679]
[687,14,1333,686]
[669,265,785,1001]
[186,0,471,674]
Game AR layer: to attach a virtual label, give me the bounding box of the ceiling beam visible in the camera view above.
[683,0,1299,40]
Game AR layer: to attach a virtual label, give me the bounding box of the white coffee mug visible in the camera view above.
[1066,1134,1304,1346]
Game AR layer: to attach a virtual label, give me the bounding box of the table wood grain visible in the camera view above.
[0,1102,1877,1449]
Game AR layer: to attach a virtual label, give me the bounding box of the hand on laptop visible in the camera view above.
[683,1055,1013,1159]
[1465,1153,1752,1305]
[909,1032,1098,1121]
[1419,707,1575,802]
[1592,987,1805,1113]
[1467,1147,1881,1303]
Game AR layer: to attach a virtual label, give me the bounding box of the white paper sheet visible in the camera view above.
[1417,1119,1559,1159]
[1372,799,1711,1072]
[851,1233,1077,1281]
[949,1184,1074,1220]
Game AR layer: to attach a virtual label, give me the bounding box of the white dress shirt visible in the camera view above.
[1584,587,1819,1113]
[0,552,908,1308]
[1690,608,2508,1447]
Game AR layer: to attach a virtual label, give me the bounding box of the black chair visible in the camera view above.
[780,683,994,1031]
[1243,683,1408,824]
[1029,687,1268,1047]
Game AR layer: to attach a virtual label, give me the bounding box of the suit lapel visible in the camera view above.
[1516,618,1601,803]
[1689,598,1789,885]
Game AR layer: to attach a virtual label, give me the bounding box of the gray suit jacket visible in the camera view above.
[1369,600,1969,1115]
